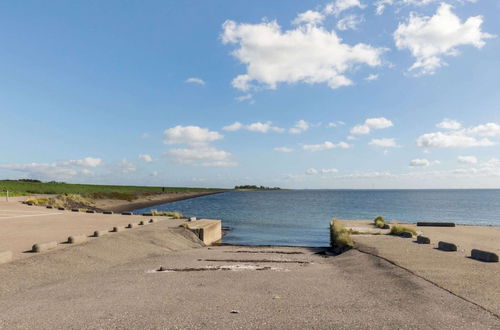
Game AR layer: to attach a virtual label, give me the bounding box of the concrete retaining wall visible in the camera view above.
[184,219,222,245]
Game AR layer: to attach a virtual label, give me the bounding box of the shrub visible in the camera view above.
[374,216,385,229]
[390,225,417,236]
[330,219,354,252]
[151,209,183,219]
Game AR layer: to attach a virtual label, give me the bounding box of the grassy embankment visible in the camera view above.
[0,180,223,213]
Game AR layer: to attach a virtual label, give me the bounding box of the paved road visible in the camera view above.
[0,198,183,259]
[0,223,498,329]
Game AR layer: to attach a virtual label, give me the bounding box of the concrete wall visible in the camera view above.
[185,220,222,245]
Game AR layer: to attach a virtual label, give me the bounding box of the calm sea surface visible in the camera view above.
[134,190,500,247]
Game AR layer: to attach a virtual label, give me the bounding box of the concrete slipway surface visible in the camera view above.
[0,221,499,329]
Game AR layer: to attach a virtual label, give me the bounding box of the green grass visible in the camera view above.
[389,225,417,236]
[150,209,183,219]
[374,216,386,229]
[0,180,223,197]
[330,219,354,252]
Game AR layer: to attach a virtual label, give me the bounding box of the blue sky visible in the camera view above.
[1,0,500,188]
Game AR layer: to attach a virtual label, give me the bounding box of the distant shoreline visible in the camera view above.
[103,191,227,213]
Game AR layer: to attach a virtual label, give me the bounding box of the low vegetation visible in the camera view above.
[389,225,417,236]
[27,194,96,209]
[330,219,354,253]
[0,180,222,197]
[374,216,386,229]
[150,209,183,219]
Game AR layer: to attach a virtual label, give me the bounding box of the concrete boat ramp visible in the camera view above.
[0,200,499,328]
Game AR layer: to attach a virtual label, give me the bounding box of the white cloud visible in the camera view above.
[327,121,345,128]
[164,125,223,146]
[351,117,393,135]
[185,77,206,85]
[246,121,284,133]
[457,155,477,164]
[437,119,461,130]
[221,11,384,91]
[376,0,480,16]
[0,162,78,180]
[289,120,310,134]
[119,159,137,173]
[274,147,294,152]
[416,132,494,148]
[223,122,243,132]
[138,154,153,163]
[369,138,399,147]
[325,0,365,16]
[303,141,350,151]
[223,121,284,133]
[306,168,319,175]
[337,14,364,31]
[141,133,151,139]
[409,158,431,167]
[320,168,339,174]
[235,93,254,103]
[168,146,236,168]
[466,123,500,137]
[306,168,339,175]
[293,10,325,26]
[394,3,494,75]
[66,157,103,168]
[365,74,379,81]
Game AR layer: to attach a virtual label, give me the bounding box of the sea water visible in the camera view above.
[134,189,500,247]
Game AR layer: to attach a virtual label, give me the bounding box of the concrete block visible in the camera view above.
[103,211,113,215]
[32,241,57,253]
[471,249,499,262]
[126,223,136,229]
[71,208,79,212]
[68,235,87,244]
[401,231,413,238]
[417,236,431,244]
[184,219,222,245]
[112,226,124,232]
[121,212,133,215]
[93,230,108,237]
[0,251,13,264]
[86,210,96,214]
[417,222,455,227]
[438,241,457,252]
[189,217,197,222]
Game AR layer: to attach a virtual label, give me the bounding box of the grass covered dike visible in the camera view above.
[0,180,221,197]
